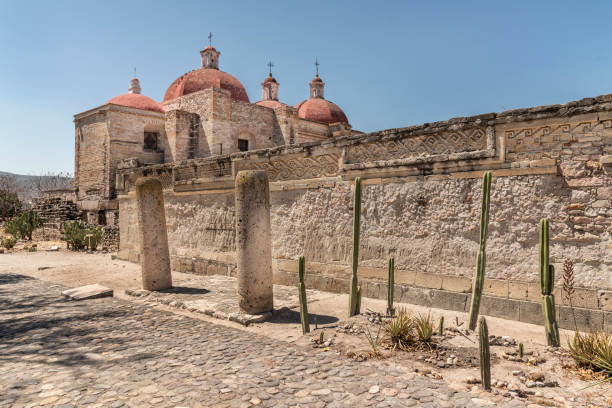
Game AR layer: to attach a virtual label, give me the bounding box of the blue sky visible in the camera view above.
[1,1,612,174]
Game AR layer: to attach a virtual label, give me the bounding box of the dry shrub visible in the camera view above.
[568,331,612,378]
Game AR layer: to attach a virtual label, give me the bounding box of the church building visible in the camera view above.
[73,42,358,224]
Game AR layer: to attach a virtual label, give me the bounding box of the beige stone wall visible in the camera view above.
[117,93,612,330]
[163,88,283,157]
[74,112,109,202]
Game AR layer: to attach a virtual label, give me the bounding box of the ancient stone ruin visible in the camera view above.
[115,94,612,332]
[235,170,273,314]
[136,177,172,291]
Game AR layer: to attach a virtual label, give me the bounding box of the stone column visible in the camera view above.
[136,177,172,291]
[235,170,273,313]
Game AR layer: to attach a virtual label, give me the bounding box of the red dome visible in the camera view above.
[255,100,286,109]
[107,93,164,113]
[163,68,249,103]
[295,98,348,124]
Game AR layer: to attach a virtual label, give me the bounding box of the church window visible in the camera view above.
[237,139,249,152]
[144,132,159,151]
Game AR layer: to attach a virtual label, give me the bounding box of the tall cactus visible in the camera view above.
[479,317,491,391]
[348,177,362,317]
[468,171,492,330]
[298,256,310,334]
[387,257,395,316]
[539,219,560,347]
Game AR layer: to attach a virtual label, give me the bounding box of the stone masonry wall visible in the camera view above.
[117,93,612,331]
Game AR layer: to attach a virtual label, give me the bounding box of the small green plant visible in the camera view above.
[385,308,415,350]
[539,218,560,347]
[298,256,310,334]
[4,210,43,241]
[468,171,492,331]
[348,177,362,317]
[86,226,104,250]
[568,331,612,379]
[438,316,444,336]
[387,257,395,316]
[62,221,104,251]
[319,331,324,344]
[365,324,383,356]
[415,313,434,342]
[1,236,16,250]
[518,343,524,358]
[479,317,491,391]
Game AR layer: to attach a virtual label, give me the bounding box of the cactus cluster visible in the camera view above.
[539,219,560,347]
[438,316,444,336]
[387,258,395,316]
[348,177,362,317]
[468,172,492,331]
[479,317,492,391]
[298,256,310,334]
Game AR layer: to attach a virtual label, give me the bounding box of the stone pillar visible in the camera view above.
[235,170,273,313]
[136,177,172,291]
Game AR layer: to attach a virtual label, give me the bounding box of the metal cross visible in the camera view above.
[133,67,137,77]
[267,61,274,76]
[208,32,213,46]
[315,58,320,76]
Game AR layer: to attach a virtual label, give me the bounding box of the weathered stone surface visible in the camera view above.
[235,171,273,314]
[136,177,172,291]
[61,284,113,300]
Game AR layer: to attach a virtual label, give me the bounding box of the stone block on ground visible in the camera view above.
[62,284,113,300]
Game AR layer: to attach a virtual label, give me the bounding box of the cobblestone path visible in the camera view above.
[0,274,528,408]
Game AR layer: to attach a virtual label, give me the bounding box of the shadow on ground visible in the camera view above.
[271,308,338,326]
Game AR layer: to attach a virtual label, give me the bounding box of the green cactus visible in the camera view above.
[298,256,310,334]
[539,219,560,347]
[518,343,524,358]
[387,258,395,316]
[438,316,444,336]
[468,171,492,331]
[348,177,362,317]
[479,317,491,391]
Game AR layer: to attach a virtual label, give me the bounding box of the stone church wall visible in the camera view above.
[116,93,612,331]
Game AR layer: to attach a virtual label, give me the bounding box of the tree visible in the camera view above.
[28,171,73,197]
[0,175,22,220]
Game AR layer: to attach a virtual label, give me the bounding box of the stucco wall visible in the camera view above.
[117,93,612,331]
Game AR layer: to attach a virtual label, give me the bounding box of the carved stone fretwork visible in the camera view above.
[235,153,340,182]
[345,127,488,165]
[174,158,231,181]
[504,120,607,161]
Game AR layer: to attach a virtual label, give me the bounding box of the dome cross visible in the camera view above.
[267,61,274,76]
[208,32,213,47]
[315,58,320,77]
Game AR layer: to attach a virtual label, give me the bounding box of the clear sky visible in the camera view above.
[2,0,612,174]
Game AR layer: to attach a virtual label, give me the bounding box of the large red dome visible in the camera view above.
[295,98,348,124]
[163,68,249,103]
[107,93,164,113]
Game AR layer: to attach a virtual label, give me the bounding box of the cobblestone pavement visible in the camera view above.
[0,273,548,407]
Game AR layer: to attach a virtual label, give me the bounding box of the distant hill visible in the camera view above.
[0,171,73,202]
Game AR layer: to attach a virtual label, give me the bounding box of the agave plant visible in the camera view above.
[385,308,415,350]
[568,331,612,379]
[414,313,434,342]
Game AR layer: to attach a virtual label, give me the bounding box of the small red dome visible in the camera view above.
[107,93,164,113]
[295,98,348,124]
[255,100,286,109]
[163,68,249,103]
